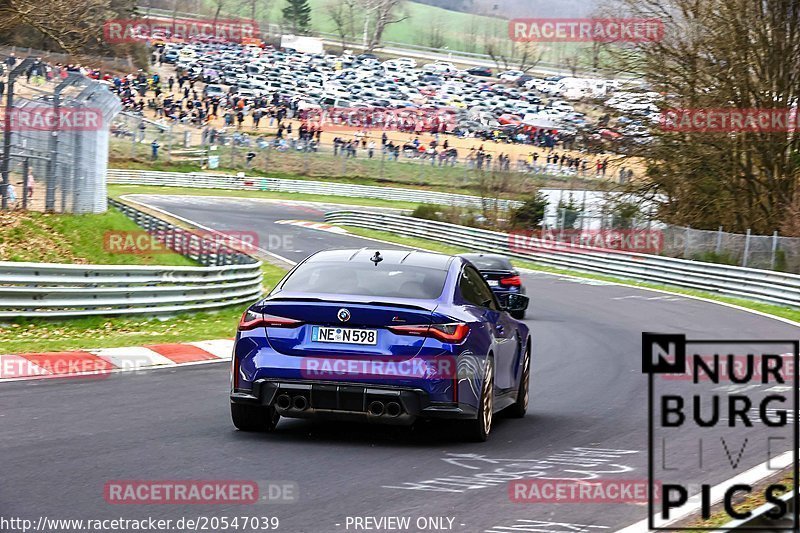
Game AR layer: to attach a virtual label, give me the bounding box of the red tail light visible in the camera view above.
[500,275,522,287]
[388,323,470,344]
[238,310,304,331]
[232,354,240,389]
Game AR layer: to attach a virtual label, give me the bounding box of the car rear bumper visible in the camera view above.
[231,379,477,425]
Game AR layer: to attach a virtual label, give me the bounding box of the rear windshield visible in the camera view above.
[463,256,513,270]
[280,262,448,300]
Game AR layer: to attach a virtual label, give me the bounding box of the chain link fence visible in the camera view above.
[108,129,611,193]
[544,191,800,273]
[0,55,122,213]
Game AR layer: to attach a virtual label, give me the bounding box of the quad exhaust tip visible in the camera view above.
[386,402,402,417]
[276,394,292,410]
[368,401,385,416]
[292,395,309,411]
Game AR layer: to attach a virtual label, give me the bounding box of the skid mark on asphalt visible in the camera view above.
[382,447,641,493]
[485,519,610,532]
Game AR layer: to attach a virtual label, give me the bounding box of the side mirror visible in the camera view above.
[500,294,529,313]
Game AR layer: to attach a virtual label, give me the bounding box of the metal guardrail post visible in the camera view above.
[770,231,779,271]
[1,57,33,210]
[743,229,752,268]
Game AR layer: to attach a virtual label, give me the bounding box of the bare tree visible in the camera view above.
[462,16,479,53]
[0,0,114,54]
[239,0,271,26]
[611,0,800,234]
[423,19,446,50]
[360,0,409,52]
[515,42,543,73]
[562,52,580,76]
[327,0,358,50]
[210,0,226,25]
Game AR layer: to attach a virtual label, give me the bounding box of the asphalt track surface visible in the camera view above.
[3,194,799,533]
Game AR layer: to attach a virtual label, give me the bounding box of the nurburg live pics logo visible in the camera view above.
[642,333,799,530]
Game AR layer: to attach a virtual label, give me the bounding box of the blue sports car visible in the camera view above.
[230,249,531,441]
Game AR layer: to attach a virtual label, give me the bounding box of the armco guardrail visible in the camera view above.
[0,200,263,318]
[324,210,800,308]
[719,491,795,530]
[107,169,522,210]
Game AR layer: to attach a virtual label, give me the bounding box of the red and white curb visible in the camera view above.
[0,340,233,382]
[274,219,349,234]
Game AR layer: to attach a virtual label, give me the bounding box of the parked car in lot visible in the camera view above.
[467,66,493,77]
[499,70,525,82]
[458,254,527,319]
[230,249,531,441]
[203,84,226,98]
[163,41,640,147]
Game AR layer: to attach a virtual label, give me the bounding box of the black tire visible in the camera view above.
[231,403,279,432]
[463,358,494,442]
[510,310,526,320]
[506,344,531,418]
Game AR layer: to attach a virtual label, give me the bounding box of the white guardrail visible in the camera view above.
[107,169,523,210]
[0,200,263,318]
[324,210,800,309]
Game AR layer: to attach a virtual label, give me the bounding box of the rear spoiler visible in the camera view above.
[261,295,439,313]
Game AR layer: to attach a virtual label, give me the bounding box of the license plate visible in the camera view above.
[312,326,378,345]
[487,280,499,287]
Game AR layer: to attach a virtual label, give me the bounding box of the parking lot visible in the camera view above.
[118,41,655,179]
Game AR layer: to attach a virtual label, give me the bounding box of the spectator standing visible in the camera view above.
[25,169,35,199]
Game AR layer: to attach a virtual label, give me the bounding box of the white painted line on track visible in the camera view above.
[119,195,298,266]
[91,346,176,368]
[188,339,234,359]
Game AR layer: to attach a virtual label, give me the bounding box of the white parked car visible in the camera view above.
[499,70,525,82]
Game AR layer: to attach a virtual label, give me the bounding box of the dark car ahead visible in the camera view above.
[230,249,531,442]
[459,254,527,319]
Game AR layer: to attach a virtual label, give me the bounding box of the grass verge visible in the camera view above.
[0,209,195,266]
[688,473,794,528]
[340,225,800,324]
[0,263,288,354]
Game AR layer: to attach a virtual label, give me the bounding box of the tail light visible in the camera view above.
[238,309,303,331]
[231,354,240,389]
[500,275,522,287]
[388,323,470,344]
